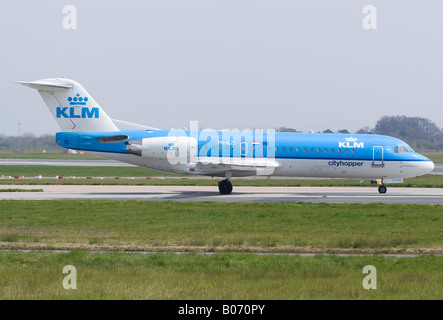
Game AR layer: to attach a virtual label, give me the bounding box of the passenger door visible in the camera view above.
[372,146,384,167]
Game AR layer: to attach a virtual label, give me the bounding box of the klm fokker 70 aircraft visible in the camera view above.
[16,78,434,194]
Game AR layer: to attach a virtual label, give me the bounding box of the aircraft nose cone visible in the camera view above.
[420,160,434,175]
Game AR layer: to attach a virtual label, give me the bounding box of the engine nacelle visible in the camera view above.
[128,136,197,164]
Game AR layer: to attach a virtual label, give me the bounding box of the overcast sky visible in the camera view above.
[1,0,442,136]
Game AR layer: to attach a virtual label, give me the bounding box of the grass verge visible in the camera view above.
[0,201,441,254]
[0,251,441,299]
[0,188,43,192]
[0,165,178,178]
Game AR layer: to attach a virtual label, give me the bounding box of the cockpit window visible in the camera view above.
[394,145,415,153]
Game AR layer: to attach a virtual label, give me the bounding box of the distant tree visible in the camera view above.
[337,129,350,134]
[275,127,298,132]
[322,129,334,134]
[356,126,374,134]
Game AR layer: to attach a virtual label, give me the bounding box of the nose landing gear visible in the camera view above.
[371,179,387,194]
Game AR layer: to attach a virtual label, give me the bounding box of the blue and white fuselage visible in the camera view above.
[55,130,434,181]
[16,78,434,194]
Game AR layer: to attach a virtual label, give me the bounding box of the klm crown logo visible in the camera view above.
[68,93,89,106]
[339,137,364,149]
[57,92,98,119]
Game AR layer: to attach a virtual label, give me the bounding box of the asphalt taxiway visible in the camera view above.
[1,185,442,204]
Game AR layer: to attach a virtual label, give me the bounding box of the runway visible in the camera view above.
[1,185,442,204]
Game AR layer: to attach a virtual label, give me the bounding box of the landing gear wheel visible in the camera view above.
[378,185,387,194]
[218,179,233,195]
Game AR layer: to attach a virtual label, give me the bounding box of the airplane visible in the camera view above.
[15,78,435,194]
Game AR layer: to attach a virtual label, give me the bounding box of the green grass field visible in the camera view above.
[0,200,441,299]
[0,201,441,253]
[0,251,441,299]
[0,165,178,178]
[0,188,43,192]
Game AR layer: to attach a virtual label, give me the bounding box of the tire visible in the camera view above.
[218,180,233,194]
[378,185,387,194]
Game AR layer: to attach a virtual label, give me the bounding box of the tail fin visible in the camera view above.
[15,78,119,132]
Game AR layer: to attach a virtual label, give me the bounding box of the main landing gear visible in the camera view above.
[218,179,233,195]
[218,171,233,195]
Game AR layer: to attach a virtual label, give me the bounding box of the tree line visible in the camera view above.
[0,133,58,153]
[280,115,443,151]
[357,116,443,151]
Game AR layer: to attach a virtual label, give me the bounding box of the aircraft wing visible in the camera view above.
[190,157,281,177]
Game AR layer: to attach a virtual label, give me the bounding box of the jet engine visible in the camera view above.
[126,136,197,164]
